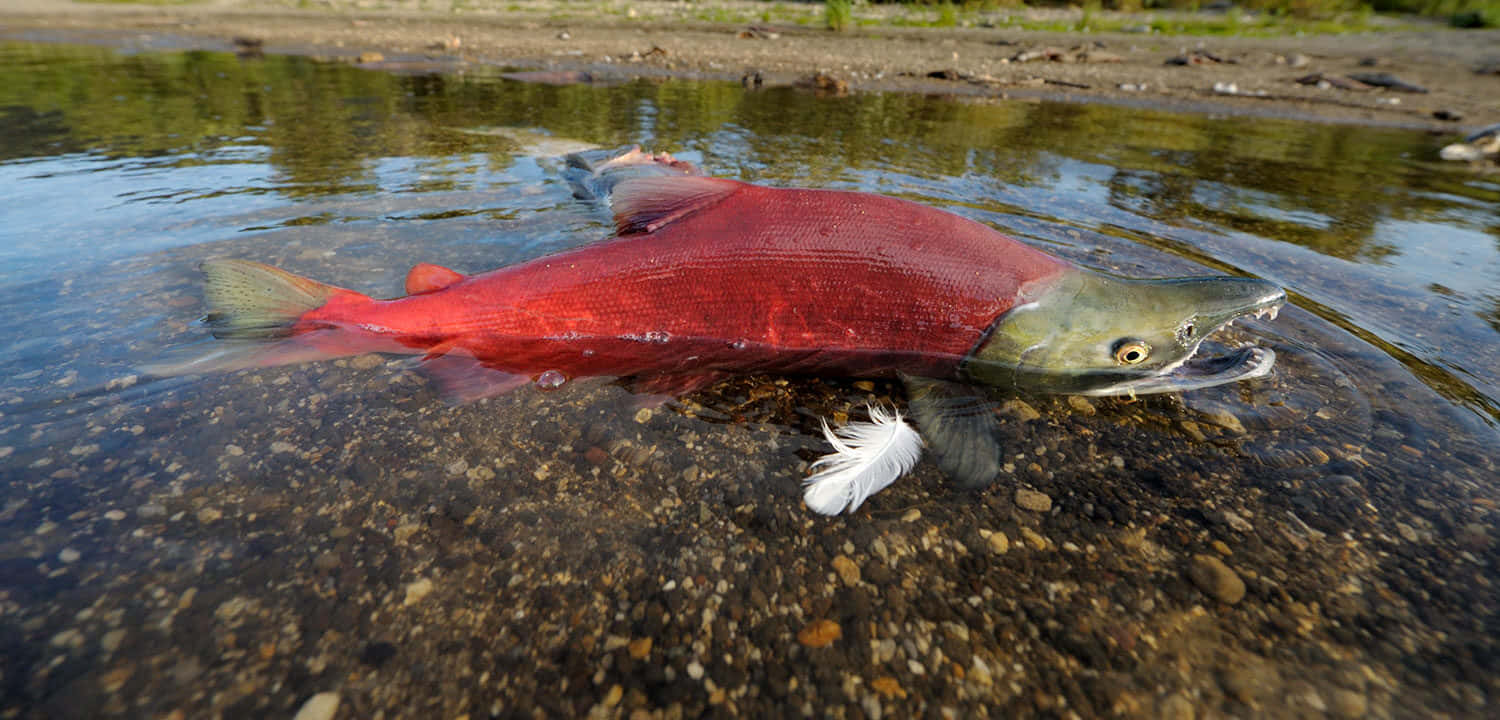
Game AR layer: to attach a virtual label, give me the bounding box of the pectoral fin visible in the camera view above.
[903,376,1006,489]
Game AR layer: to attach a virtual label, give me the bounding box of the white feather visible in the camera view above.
[803,405,924,515]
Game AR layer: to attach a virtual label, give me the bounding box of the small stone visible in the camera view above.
[1159,693,1195,720]
[901,508,921,522]
[225,444,244,457]
[1014,489,1052,513]
[970,656,994,686]
[686,660,704,680]
[103,510,126,521]
[445,460,469,476]
[138,503,167,519]
[58,548,81,564]
[356,51,384,64]
[603,684,624,708]
[797,619,842,648]
[1188,554,1246,604]
[987,531,1009,554]
[100,665,133,693]
[1329,688,1368,718]
[1019,527,1048,550]
[393,523,422,544]
[1201,408,1245,435]
[50,628,84,648]
[831,555,861,586]
[1001,399,1041,421]
[1395,522,1419,543]
[196,507,222,524]
[870,676,906,699]
[350,353,384,370]
[403,578,434,606]
[1179,420,1207,442]
[100,629,126,653]
[293,692,341,720]
[1066,396,1096,416]
[628,637,653,659]
[1211,540,1232,556]
[313,553,341,572]
[634,407,653,424]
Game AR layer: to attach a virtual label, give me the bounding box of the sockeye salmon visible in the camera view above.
[153,147,1286,513]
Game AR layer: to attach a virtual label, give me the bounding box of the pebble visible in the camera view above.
[1188,554,1246,604]
[797,619,842,648]
[901,508,921,523]
[50,628,84,648]
[58,548,81,564]
[403,578,435,606]
[1001,399,1041,421]
[1159,692,1195,720]
[831,555,861,586]
[1201,408,1245,435]
[1329,688,1368,718]
[1066,396,1096,415]
[870,676,906,699]
[1179,420,1207,442]
[100,665,132,693]
[103,510,126,521]
[270,441,296,454]
[393,524,422,544]
[293,692,341,720]
[628,637,652,659]
[1014,489,1052,513]
[1019,527,1048,550]
[225,444,244,457]
[603,684,623,707]
[350,353,384,370]
[686,660,704,680]
[196,507,222,524]
[138,503,167,519]
[100,629,126,653]
[987,531,1009,554]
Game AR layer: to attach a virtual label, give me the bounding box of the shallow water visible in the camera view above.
[2,41,1498,717]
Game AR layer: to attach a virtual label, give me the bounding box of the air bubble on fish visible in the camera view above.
[535,369,568,389]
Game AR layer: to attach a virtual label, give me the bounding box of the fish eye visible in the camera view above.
[1114,339,1151,365]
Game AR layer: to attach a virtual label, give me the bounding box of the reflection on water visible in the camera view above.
[1,40,1498,717]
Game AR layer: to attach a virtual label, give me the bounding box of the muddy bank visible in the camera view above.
[2,0,1498,131]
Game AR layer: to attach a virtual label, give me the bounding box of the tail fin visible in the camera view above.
[202,259,343,339]
[143,260,368,377]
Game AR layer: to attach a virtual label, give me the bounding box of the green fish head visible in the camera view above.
[963,268,1286,396]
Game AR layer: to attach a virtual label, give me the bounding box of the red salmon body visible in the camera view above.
[297,177,1072,386]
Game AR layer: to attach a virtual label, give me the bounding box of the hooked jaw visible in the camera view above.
[963,268,1287,396]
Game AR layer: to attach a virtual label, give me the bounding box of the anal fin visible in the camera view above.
[903,375,1007,489]
[418,350,528,404]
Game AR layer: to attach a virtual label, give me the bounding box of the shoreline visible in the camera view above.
[2,1,1498,134]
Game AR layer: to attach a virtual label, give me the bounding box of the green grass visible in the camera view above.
[826,0,853,31]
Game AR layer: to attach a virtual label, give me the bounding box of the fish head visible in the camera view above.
[963,269,1286,396]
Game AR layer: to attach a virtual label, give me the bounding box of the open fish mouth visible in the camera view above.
[1077,301,1284,397]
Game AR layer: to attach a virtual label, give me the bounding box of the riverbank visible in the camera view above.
[2,0,1498,132]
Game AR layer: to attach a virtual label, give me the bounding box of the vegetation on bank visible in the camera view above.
[823,0,1498,32]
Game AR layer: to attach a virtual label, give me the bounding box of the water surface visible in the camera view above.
[1,41,1497,718]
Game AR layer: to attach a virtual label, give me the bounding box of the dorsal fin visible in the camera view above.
[404,263,465,295]
[611,176,742,235]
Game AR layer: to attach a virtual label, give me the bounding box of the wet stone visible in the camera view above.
[1188,554,1246,604]
[1015,489,1052,513]
[832,555,861,586]
[987,530,1009,554]
[1329,688,1368,718]
[403,578,434,606]
[292,692,340,720]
